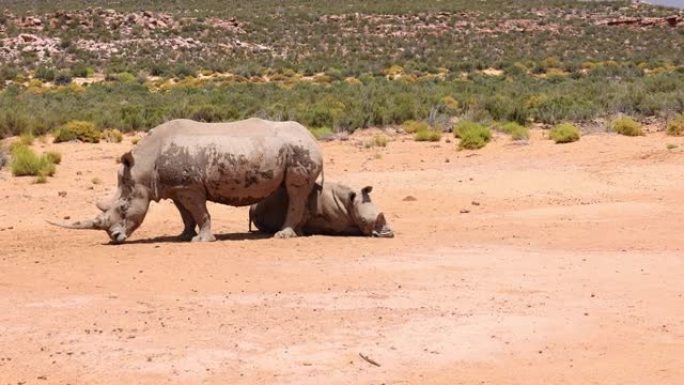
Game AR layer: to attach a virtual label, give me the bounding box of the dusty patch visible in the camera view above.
[0,129,683,384]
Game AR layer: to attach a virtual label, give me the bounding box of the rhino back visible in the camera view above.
[138,118,320,206]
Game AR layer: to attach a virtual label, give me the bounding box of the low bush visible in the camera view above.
[102,128,124,143]
[367,134,389,147]
[71,65,95,78]
[549,123,580,143]
[403,120,430,134]
[53,121,101,143]
[456,122,492,150]
[610,116,644,136]
[666,114,684,136]
[309,126,334,140]
[45,151,62,165]
[498,121,529,140]
[454,120,483,138]
[10,145,56,178]
[414,129,442,142]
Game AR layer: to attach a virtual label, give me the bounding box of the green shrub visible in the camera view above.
[549,123,580,143]
[309,126,334,140]
[454,120,480,138]
[610,116,644,136]
[35,66,56,82]
[498,121,529,140]
[174,64,197,79]
[108,72,136,83]
[71,65,95,78]
[403,120,430,134]
[10,145,55,177]
[414,129,442,142]
[45,151,62,165]
[666,114,684,136]
[457,122,492,150]
[54,72,72,85]
[53,121,101,143]
[102,129,123,143]
[366,134,389,147]
[8,132,35,152]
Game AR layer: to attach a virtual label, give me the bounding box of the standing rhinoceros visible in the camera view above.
[249,181,394,237]
[50,118,323,243]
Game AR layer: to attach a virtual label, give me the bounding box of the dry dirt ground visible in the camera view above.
[1,129,683,385]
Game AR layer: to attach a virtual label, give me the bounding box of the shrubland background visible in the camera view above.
[0,0,683,137]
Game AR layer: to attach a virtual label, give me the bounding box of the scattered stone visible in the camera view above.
[58,191,67,197]
[402,195,417,201]
[471,201,480,206]
[460,209,470,214]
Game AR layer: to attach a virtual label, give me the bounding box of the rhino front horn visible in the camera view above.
[46,218,103,230]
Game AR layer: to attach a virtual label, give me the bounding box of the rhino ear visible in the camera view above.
[121,151,134,168]
[361,186,373,195]
[348,191,357,202]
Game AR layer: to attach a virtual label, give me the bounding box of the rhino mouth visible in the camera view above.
[371,213,394,238]
[372,228,394,238]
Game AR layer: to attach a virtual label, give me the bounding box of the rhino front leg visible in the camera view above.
[275,172,314,239]
[175,192,216,242]
[173,199,197,241]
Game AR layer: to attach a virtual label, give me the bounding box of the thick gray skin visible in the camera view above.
[249,182,394,237]
[51,118,323,243]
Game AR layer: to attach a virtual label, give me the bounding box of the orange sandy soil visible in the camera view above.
[0,128,682,385]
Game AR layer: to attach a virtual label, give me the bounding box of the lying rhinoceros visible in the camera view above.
[50,118,323,243]
[249,181,394,237]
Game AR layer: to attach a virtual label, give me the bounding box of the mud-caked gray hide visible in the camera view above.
[249,182,394,238]
[50,118,323,243]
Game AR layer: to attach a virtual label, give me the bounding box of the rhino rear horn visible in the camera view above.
[47,218,105,230]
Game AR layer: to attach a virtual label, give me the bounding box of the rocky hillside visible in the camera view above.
[0,0,682,80]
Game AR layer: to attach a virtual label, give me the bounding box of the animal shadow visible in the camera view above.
[119,231,271,245]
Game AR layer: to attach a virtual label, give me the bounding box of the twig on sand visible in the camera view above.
[359,352,381,367]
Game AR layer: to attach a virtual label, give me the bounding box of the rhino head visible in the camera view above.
[49,152,151,244]
[348,186,394,238]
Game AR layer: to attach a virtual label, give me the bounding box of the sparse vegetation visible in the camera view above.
[367,134,389,148]
[45,151,62,165]
[666,114,684,137]
[666,143,678,150]
[53,121,101,143]
[403,121,431,134]
[102,129,124,143]
[414,129,442,142]
[309,127,334,140]
[549,123,581,144]
[497,122,529,141]
[610,116,644,137]
[455,121,492,150]
[10,145,56,180]
[0,1,681,139]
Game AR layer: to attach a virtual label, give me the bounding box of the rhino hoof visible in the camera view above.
[274,228,297,239]
[178,231,198,242]
[191,234,216,242]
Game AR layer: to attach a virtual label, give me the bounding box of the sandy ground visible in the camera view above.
[0,128,683,384]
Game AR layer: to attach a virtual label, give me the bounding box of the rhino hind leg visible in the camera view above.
[173,199,198,241]
[175,192,216,242]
